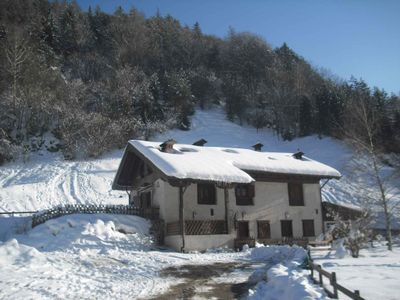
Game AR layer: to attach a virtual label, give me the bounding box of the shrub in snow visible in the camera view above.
[328,209,372,258]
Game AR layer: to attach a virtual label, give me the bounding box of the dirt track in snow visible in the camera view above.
[148,261,263,300]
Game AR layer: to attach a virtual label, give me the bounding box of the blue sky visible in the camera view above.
[77,0,400,94]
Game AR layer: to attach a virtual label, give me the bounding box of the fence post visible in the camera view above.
[318,265,323,285]
[331,272,338,299]
[355,290,361,300]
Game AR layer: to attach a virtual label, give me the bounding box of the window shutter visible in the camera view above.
[302,219,315,237]
[248,184,255,198]
[288,183,304,206]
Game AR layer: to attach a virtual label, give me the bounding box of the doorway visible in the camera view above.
[237,221,249,238]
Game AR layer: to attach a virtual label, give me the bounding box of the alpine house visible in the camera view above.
[112,139,341,252]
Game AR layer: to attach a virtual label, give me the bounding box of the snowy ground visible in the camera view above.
[310,241,400,300]
[0,214,325,300]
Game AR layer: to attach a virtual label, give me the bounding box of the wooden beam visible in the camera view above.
[224,187,229,233]
[179,186,185,252]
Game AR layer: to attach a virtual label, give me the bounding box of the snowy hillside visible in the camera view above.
[0,108,398,221]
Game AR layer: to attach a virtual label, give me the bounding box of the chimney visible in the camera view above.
[252,142,264,152]
[292,151,304,160]
[160,139,177,153]
[193,138,207,146]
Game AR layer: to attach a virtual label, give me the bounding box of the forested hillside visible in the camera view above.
[0,0,399,163]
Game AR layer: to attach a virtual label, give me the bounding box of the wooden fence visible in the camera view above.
[0,211,38,216]
[166,220,227,236]
[308,257,365,300]
[32,204,159,227]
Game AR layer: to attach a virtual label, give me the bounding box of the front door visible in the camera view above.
[237,221,249,238]
[257,221,271,239]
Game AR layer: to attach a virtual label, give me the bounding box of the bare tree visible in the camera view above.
[4,30,28,111]
[343,96,399,251]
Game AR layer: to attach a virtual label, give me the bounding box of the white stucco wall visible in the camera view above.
[152,180,323,250]
[165,234,235,252]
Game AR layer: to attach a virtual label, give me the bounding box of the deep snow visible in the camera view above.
[311,241,400,300]
[0,213,327,300]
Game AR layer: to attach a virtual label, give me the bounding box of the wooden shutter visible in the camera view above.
[248,184,255,198]
[237,221,249,238]
[302,219,315,237]
[288,183,304,206]
[281,220,293,237]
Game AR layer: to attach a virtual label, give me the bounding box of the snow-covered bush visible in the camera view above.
[328,210,372,258]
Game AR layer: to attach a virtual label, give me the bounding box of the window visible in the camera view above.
[288,183,304,206]
[235,184,255,205]
[257,221,271,239]
[302,219,315,237]
[197,183,216,205]
[281,220,293,237]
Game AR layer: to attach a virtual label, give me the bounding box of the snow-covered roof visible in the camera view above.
[114,140,341,187]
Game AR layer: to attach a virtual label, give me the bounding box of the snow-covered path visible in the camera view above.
[0,150,126,213]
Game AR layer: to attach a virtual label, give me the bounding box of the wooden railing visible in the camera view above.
[309,258,365,300]
[32,204,159,227]
[166,220,227,236]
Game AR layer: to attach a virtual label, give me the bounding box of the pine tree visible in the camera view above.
[299,96,313,136]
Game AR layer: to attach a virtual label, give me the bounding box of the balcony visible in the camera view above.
[166,220,227,236]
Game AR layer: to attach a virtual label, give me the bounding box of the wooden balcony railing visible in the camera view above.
[166,220,227,236]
